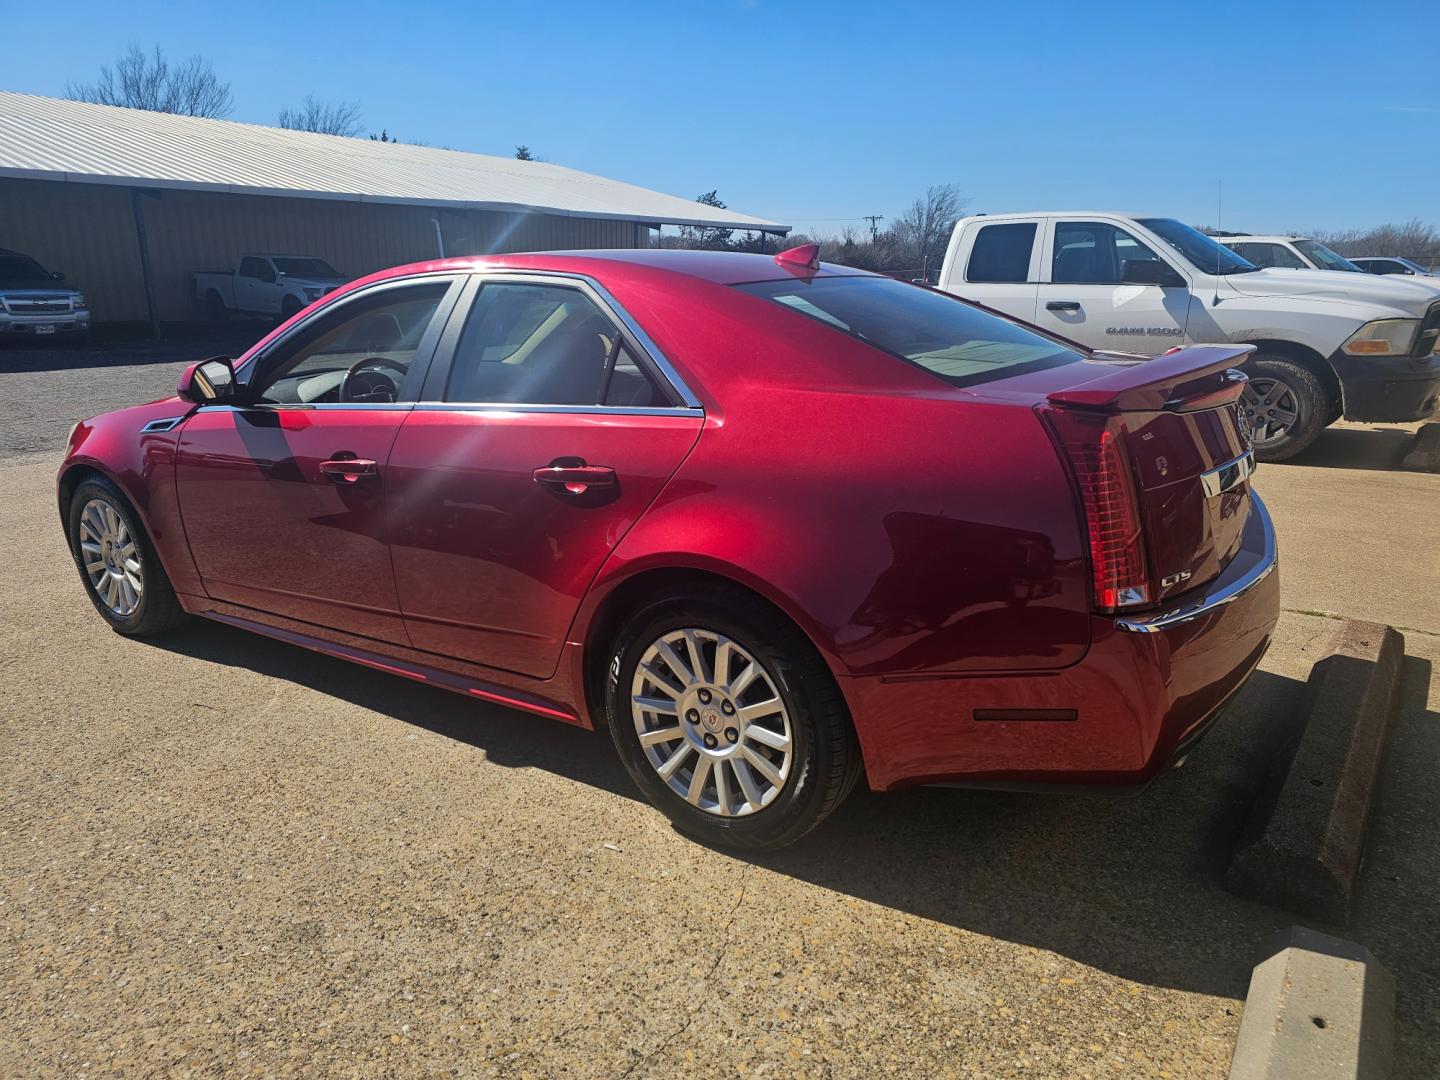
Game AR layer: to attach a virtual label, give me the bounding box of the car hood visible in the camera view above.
[1223,267,1440,314]
[0,283,81,298]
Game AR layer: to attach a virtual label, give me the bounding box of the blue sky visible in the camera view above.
[4,0,1436,234]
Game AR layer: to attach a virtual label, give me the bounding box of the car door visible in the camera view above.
[174,275,463,643]
[237,257,277,314]
[946,220,1040,323]
[1033,218,1192,353]
[386,274,704,679]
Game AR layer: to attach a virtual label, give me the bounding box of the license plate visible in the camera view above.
[35,324,55,334]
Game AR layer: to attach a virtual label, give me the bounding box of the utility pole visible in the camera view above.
[863,215,884,243]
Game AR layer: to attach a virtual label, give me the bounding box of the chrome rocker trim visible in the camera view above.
[1116,492,1277,634]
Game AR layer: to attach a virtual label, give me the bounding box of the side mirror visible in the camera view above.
[178,357,237,403]
[1120,259,1185,288]
[51,271,65,281]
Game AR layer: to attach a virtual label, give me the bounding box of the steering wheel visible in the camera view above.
[339,356,407,403]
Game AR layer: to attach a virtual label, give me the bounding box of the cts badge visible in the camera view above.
[1161,569,1193,589]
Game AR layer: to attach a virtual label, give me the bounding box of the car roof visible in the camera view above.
[358,248,876,288]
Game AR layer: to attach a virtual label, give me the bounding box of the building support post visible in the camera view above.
[130,188,162,341]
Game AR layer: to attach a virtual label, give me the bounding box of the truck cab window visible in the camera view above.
[1052,222,1166,284]
[966,222,1036,283]
[239,257,274,283]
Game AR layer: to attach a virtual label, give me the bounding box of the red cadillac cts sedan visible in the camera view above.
[58,246,1279,849]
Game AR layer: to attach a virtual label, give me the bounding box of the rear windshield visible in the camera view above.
[735,275,1082,388]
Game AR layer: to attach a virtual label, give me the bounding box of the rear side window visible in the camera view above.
[966,222,1036,283]
[445,282,666,407]
[735,275,1082,388]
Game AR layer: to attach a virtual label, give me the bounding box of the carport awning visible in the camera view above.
[0,92,791,233]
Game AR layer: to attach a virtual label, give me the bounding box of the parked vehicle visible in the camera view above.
[1351,256,1440,279]
[59,247,1279,849]
[0,248,90,339]
[1214,235,1365,273]
[939,213,1440,460]
[194,255,348,322]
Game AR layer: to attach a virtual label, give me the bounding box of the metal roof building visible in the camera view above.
[0,91,788,325]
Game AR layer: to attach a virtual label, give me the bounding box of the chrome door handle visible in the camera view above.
[532,464,617,494]
[319,457,378,483]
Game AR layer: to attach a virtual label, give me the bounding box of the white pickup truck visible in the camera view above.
[194,255,348,323]
[938,212,1440,459]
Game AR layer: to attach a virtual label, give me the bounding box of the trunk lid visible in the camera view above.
[1035,345,1255,609]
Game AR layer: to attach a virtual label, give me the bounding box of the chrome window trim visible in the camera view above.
[196,402,415,414]
[455,269,703,410]
[1200,449,1256,498]
[1116,493,1276,634]
[412,403,700,418]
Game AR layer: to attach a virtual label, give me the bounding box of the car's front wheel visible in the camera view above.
[605,586,862,850]
[67,476,187,636]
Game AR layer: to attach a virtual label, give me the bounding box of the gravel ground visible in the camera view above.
[1,342,1437,1077]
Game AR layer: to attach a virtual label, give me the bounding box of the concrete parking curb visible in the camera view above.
[1400,421,1440,473]
[1228,926,1394,1080]
[1225,621,1404,923]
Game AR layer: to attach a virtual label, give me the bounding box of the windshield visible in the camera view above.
[273,257,341,278]
[735,275,1083,388]
[1136,218,1258,275]
[0,254,52,282]
[1294,240,1361,272]
[1397,258,1433,274]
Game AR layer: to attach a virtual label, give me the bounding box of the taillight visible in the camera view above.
[1040,406,1150,613]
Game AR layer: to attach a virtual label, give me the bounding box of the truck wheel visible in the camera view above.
[1241,356,1327,463]
[205,291,229,324]
[279,297,303,323]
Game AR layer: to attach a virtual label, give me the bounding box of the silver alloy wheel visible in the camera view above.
[630,628,794,817]
[78,497,143,617]
[1241,377,1300,449]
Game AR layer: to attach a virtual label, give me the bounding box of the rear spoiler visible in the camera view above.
[1046,344,1256,412]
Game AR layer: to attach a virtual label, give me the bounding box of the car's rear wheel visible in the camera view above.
[1241,356,1327,462]
[67,476,187,636]
[204,290,229,324]
[605,587,861,850]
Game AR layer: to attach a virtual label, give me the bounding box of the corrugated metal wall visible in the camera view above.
[0,177,645,323]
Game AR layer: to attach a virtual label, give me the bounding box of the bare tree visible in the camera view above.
[890,184,969,276]
[278,95,363,137]
[67,44,233,118]
[1310,218,1440,266]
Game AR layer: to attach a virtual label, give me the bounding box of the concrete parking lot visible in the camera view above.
[2,335,1438,1078]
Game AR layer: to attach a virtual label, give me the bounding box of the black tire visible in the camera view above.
[66,476,187,636]
[604,584,862,850]
[205,290,229,324]
[279,296,303,323]
[1241,355,1329,463]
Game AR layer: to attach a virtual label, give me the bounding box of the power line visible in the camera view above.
[862,215,885,242]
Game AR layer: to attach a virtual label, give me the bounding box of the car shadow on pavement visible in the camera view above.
[149,619,1435,1024]
[1282,425,1417,471]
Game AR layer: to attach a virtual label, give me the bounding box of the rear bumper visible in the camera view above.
[844,494,1280,791]
[1332,351,1440,423]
